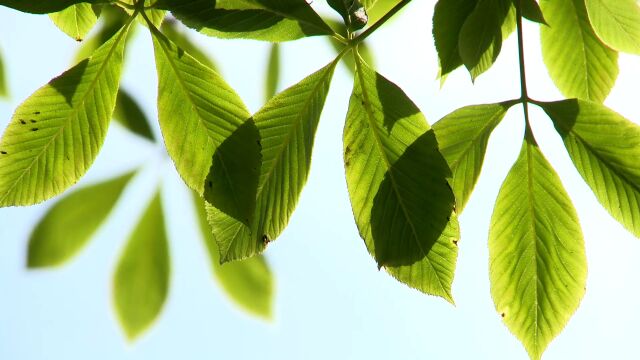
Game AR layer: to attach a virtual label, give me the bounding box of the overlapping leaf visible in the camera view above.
[113,191,170,340]
[432,103,511,212]
[489,131,587,359]
[265,43,280,101]
[161,19,217,70]
[540,0,618,102]
[343,57,458,301]
[0,23,130,206]
[0,0,103,14]
[521,0,547,25]
[433,0,479,77]
[193,193,273,318]
[541,99,640,237]
[73,5,132,63]
[150,27,252,200]
[27,171,135,268]
[156,0,334,42]
[208,60,337,262]
[49,3,100,41]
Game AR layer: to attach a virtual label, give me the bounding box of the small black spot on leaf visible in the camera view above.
[0,151,7,155]
[501,312,505,318]
[30,119,36,123]
[34,111,41,115]
[452,239,458,246]
[208,181,213,188]
[19,119,26,125]
[31,128,39,132]
[262,234,270,246]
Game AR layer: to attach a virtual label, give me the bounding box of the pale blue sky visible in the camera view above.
[1,2,639,359]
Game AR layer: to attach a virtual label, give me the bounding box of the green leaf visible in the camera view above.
[458,0,503,80]
[156,0,334,42]
[73,5,132,64]
[521,0,547,25]
[0,47,7,98]
[367,0,401,24]
[113,88,155,141]
[0,0,104,14]
[113,190,170,340]
[585,0,640,54]
[0,23,131,207]
[49,3,100,41]
[540,0,618,102]
[27,171,134,268]
[119,0,166,28]
[208,60,338,262]
[489,130,587,360]
[192,192,273,318]
[343,56,458,301]
[265,43,280,101]
[150,27,252,198]
[541,99,640,238]
[432,102,511,213]
[327,0,368,31]
[160,18,217,70]
[433,0,479,77]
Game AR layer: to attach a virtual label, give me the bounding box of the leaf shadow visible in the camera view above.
[50,59,90,107]
[203,119,262,228]
[370,130,455,267]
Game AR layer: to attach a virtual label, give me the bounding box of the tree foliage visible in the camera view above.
[1,0,639,358]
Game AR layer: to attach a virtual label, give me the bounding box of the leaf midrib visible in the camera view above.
[592,0,640,50]
[524,139,540,358]
[0,23,129,205]
[354,56,448,294]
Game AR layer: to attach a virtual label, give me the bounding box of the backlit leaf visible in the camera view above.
[49,3,100,41]
[432,102,511,212]
[541,99,640,238]
[113,88,155,141]
[208,60,337,262]
[585,0,640,54]
[458,0,503,80]
[27,171,135,268]
[156,0,334,42]
[0,0,104,14]
[192,192,273,318]
[343,56,458,301]
[433,0,478,77]
[161,18,217,70]
[0,23,131,207]
[540,0,618,102]
[113,190,170,340]
[489,130,587,359]
[265,43,280,101]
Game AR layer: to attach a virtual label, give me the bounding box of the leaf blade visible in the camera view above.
[49,3,100,41]
[541,99,640,238]
[489,132,587,359]
[585,0,640,54]
[113,190,170,340]
[0,23,130,206]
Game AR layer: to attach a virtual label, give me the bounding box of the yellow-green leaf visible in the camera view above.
[585,0,640,54]
[27,171,135,268]
[49,3,100,41]
[489,130,587,360]
[541,99,640,238]
[0,23,131,207]
[344,56,458,301]
[113,190,170,340]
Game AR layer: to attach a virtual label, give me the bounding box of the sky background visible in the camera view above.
[1,2,640,359]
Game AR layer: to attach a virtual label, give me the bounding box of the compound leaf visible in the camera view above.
[540,0,618,102]
[489,130,587,360]
[0,23,130,207]
[113,190,170,340]
[432,102,511,212]
[541,99,640,238]
[208,60,337,262]
[27,171,134,268]
[343,56,458,301]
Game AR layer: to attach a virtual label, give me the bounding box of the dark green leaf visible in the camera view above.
[49,3,100,41]
[113,190,170,340]
[327,0,368,31]
[161,18,217,70]
[585,0,640,54]
[208,60,337,262]
[265,43,280,101]
[433,0,478,77]
[458,0,503,80]
[541,99,640,238]
[540,0,618,102]
[27,171,134,268]
[432,102,511,212]
[343,55,458,301]
[489,130,586,360]
[156,0,334,42]
[113,88,155,141]
[0,23,131,206]
[192,192,273,318]
[521,0,547,25]
[0,0,105,14]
